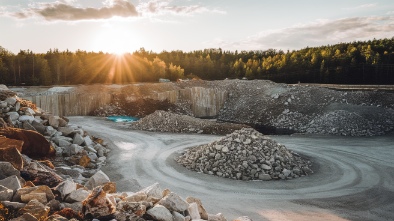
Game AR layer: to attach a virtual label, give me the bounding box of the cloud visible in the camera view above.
[136,0,226,16]
[6,0,225,21]
[12,0,138,21]
[205,16,394,51]
[342,3,377,10]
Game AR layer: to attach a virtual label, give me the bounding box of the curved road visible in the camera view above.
[68,116,394,221]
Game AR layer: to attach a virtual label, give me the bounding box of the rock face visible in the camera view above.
[176,128,313,181]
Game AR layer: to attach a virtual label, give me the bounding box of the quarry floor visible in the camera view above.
[68,116,394,221]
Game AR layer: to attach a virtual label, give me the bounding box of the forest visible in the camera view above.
[1,37,394,86]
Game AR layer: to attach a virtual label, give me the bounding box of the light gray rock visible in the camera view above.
[65,189,90,203]
[57,127,75,136]
[6,111,19,121]
[233,216,253,221]
[58,139,72,148]
[24,108,36,116]
[140,182,163,199]
[187,202,201,220]
[258,174,272,181]
[147,205,173,221]
[0,101,7,108]
[84,145,97,153]
[186,196,208,220]
[157,192,188,212]
[54,179,76,200]
[84,170,110,189]
[84,136,93,146]
[49,115,60,128]
[0,162,20,180]
[18,115,34,123]
[73,133,84,145]
[0,185,14,201]
[172,211,186,221]
[5,97,17,105]
[0,175,22,191]
[69,144,83,155]
[208,213,227,221]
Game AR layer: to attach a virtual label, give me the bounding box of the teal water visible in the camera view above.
[106,116,139,123]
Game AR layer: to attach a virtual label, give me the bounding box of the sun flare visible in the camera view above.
[93,27,141,55]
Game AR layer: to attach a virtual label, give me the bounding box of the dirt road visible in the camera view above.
[68,116,394,221]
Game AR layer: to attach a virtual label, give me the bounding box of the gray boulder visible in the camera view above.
[84,170,110,189]
[0,185,14,201]
[147,205,173,221]
[157,192,188,212]
[0,175,22,191]
[0,162,20,180]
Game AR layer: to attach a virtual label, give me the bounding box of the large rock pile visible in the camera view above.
[176,128,313,181]
[131,110,248,135]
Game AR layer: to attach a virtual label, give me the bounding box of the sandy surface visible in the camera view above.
[68,116,394,221]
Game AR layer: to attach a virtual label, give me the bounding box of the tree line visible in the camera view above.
[1,37,394,86]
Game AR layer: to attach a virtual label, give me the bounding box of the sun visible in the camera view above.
[92,27,141,55]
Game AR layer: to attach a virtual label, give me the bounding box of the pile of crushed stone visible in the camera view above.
[176,128,313,181]
[131,110,248,135]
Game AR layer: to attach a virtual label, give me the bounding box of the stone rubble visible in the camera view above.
[176,128,313,181]
[1,85,252,221]
[131,110,248,135]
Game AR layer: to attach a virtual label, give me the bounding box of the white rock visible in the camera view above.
[84,136,93,146]
[54,179,76,200]
[187,202,201,220]
[140,182,162,199]
[49,115,60,128]
[65,189,90,203]
[57,127,75,136]
[0,185,14,201]
[73,133,84,145]
[147,205,173,221]
[172,211,186,221]
[24,108,36,116]
[84,170,110,189]
[18,115,35,123]
[5,97,17,105]
[157,192,189,212]
[208,213,227,221]
[6,112,19,121]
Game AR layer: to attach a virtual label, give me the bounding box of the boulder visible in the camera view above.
[65,189,90,203]
[43,214,69,221]
[0,185,14,201]
[84,170,110,190]
[18,115,34,123]
[124,192,147,202]
[0,175,22,191]
[23,121,37,131]
[81,186,116,220]
[187,202,201,220]
[84,136,93,146]
[13,185,55,203]
[140,182,162,199]
[157,192,188,212]
[116,201,146,216]
[17,199,50,221]
[1,201,26,210]
[146,205,173,221]
[6,112,19,121]
[72,134,84,146]
[48,116,60,128]
[0,128,55,158]
[9,213,38,221]
[172,211,186,221]
[21,192,48,204]
[0,162,20,180]
[5,97,17,105]
[31,121,46,135]
[54,179,76,200]
[186,196,208,220]
[0,146,23,171]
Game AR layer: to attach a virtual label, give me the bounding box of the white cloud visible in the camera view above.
[342,3,377,10]
[204,16,394,51]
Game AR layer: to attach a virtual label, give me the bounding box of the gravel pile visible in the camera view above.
[176,128,313,181]
[131,110,248,135]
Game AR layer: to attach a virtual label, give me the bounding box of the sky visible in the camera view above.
[1,0,394,54]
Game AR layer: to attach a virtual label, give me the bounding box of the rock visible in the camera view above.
[157,192,188,212]
[258,174,272,181]
[1,201,26,210]
[0,146,23,171]
[17,199,50,221]
[140,182,162,199]
[54,179,76,200]
[84,170,110,190]
[116,201,146,216]
[48,116,60,128]
[233,216,253,221]
[23,121,36,131]
[21,192,48,204]
[44,214,69,221]
[18,115,35,123]
[84,136,93,146]
[61,202,83,213]
[72,134,84,146]
[0,175,22,191]
[146,205,173,221]
[81,186,116,220]
[102,182,116,193]
[69,144,83,155]
[0,162,20,179]
[13,186,55,203]
[186,196,208,220]
[124,192,147,202]
[53,207,83,220]
[6,112,19,121]
[31,121,46,135]
[57,127,75,136]
[0,185,14,201]
[0,128,55,158]
[57,139,71,148]
[23,108,36,116]
[172,211,186,221]
[9,213,38,221]
[187,202,201,220]
[208,213,227,221]
[65,189,90,203]
[79,155,91,168]
[5,97,17,105]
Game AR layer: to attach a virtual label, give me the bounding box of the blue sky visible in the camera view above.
[1,0,394,54]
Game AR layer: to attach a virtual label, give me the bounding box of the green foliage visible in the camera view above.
[1,37,394,85]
